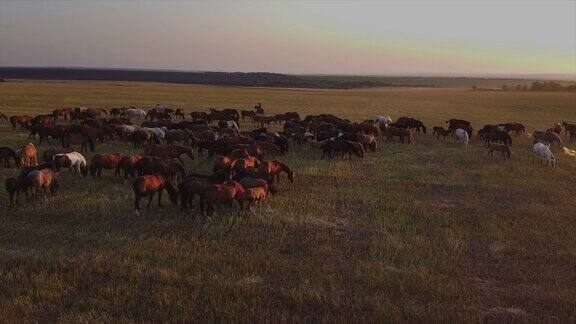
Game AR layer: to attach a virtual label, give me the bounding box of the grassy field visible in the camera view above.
[1,81,576,322]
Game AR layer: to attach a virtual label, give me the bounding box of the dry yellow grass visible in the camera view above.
[1,81,575,321]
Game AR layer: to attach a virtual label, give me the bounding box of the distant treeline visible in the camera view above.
[0,67,409,89]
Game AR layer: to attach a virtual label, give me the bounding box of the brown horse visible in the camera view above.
[384,126,413,144]
[0,146,19,168]
[19,143,38,167]
[10,115,33,130]
[203,180,245,216]
[532,131,563,147]
[321,138,364,159]
[89,153,125,179]
[165,129,195,146]
[178,170,230,212]
[144,144,194,164]
[487,143,511,159]
[231,157,261,176]
[116,154,143,179]
[27,166,60,201]
[132,175,178,214]
[5,175,30,205]
[433,126,451,140]
[213,149,251,173]
[258,160,295,183]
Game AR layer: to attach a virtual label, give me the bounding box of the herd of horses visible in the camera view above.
[1,104,573,213]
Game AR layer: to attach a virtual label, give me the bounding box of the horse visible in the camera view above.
[547,123,562,136]
[10,115,33,130]
[190,111,210,121]
[203,180,245,216]
[42,148,76,162]
[258,160,295,183]
[213,149,251,173]
[19,143,38,167]
[5,175,31,205]
[487,143,511,159]
[484,130,512,147]
[383,126,413,144]
[231,157,261,176]
[61,132,96,152]
[238,187,268,214]
[133,156,185,181]
[500,122,525,136]
[532,131,563,147]
[116,154,143,179]
[132,175,178,215]
[376,116,392,127]
[477,124,500,141]
[141,127,167,143]
[26,166,60,201]
[0,146,19,168]
[321,138,364,159]
[397,117,426,134]
[241,110,256,120]
[218,120,239,132]
[433,127,451,140]
[53,152,88,176]
[143,144,194,164]
[89,153,125,179]
[124,108,147,119]
[339,133,377,152]
[532,143,555,167]
[178,170,230,212]
[455,128,469,146]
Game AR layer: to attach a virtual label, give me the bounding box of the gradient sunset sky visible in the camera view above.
[1,0,574,76]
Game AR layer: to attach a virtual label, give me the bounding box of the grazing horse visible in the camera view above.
[384,126,413,144]
[61,132,96,152]
[5,175,30,205]
[116,154,143,179]
[19,143,38,167]
[213,149,251,173]
[190,111,210,121]
[547,123,562,136]
[174,109,186,119]
[321,138,364,159]
[26,166,60,201]
[125,108,147,119]
[258,160,295,183]
[143,144,194,164]
[203,180,245,216]
[455,129,469,146]
[89,153,125,179]
[500,122,525,136]
[178,170,230,212]
[487,143,511,159]
[165,129,195,146]
[133,156,184,181]
[433,127,451,140]
[0,146,19,168]
[239,188,268,214]
[532,131,563,147]
[484,130,512,146]
[231,157,261,176]
[53,152,88,176]
[42,148,76,162]
[132,175,178,214]
[532,143,555,167]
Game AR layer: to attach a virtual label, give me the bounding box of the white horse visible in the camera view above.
[120,124,139,135]
[376,116,392,126]
[222,120,239,132]
[533,143,555,166]
[455,128,469,146]
[54,152,87,175]
[125,108,146,119]
[142,127,166,142]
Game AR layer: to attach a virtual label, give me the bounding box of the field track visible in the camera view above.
[1,81,576,321]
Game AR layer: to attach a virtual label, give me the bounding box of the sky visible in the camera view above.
[0,0,575,76]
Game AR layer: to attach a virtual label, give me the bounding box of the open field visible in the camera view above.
[1,81,576,321]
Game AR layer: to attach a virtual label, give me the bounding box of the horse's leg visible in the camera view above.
[158,188,164,207]
[147,193,154,210]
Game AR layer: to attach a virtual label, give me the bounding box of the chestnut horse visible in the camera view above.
[132,175,178,214]
[203,180,245,216]
[27,166,60,201]
[89,153,125,179]
[19,143,38,167]
[258,160,295,183]
[116,154,143,179]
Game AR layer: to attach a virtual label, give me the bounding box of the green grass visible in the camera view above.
[1,81,576,321]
